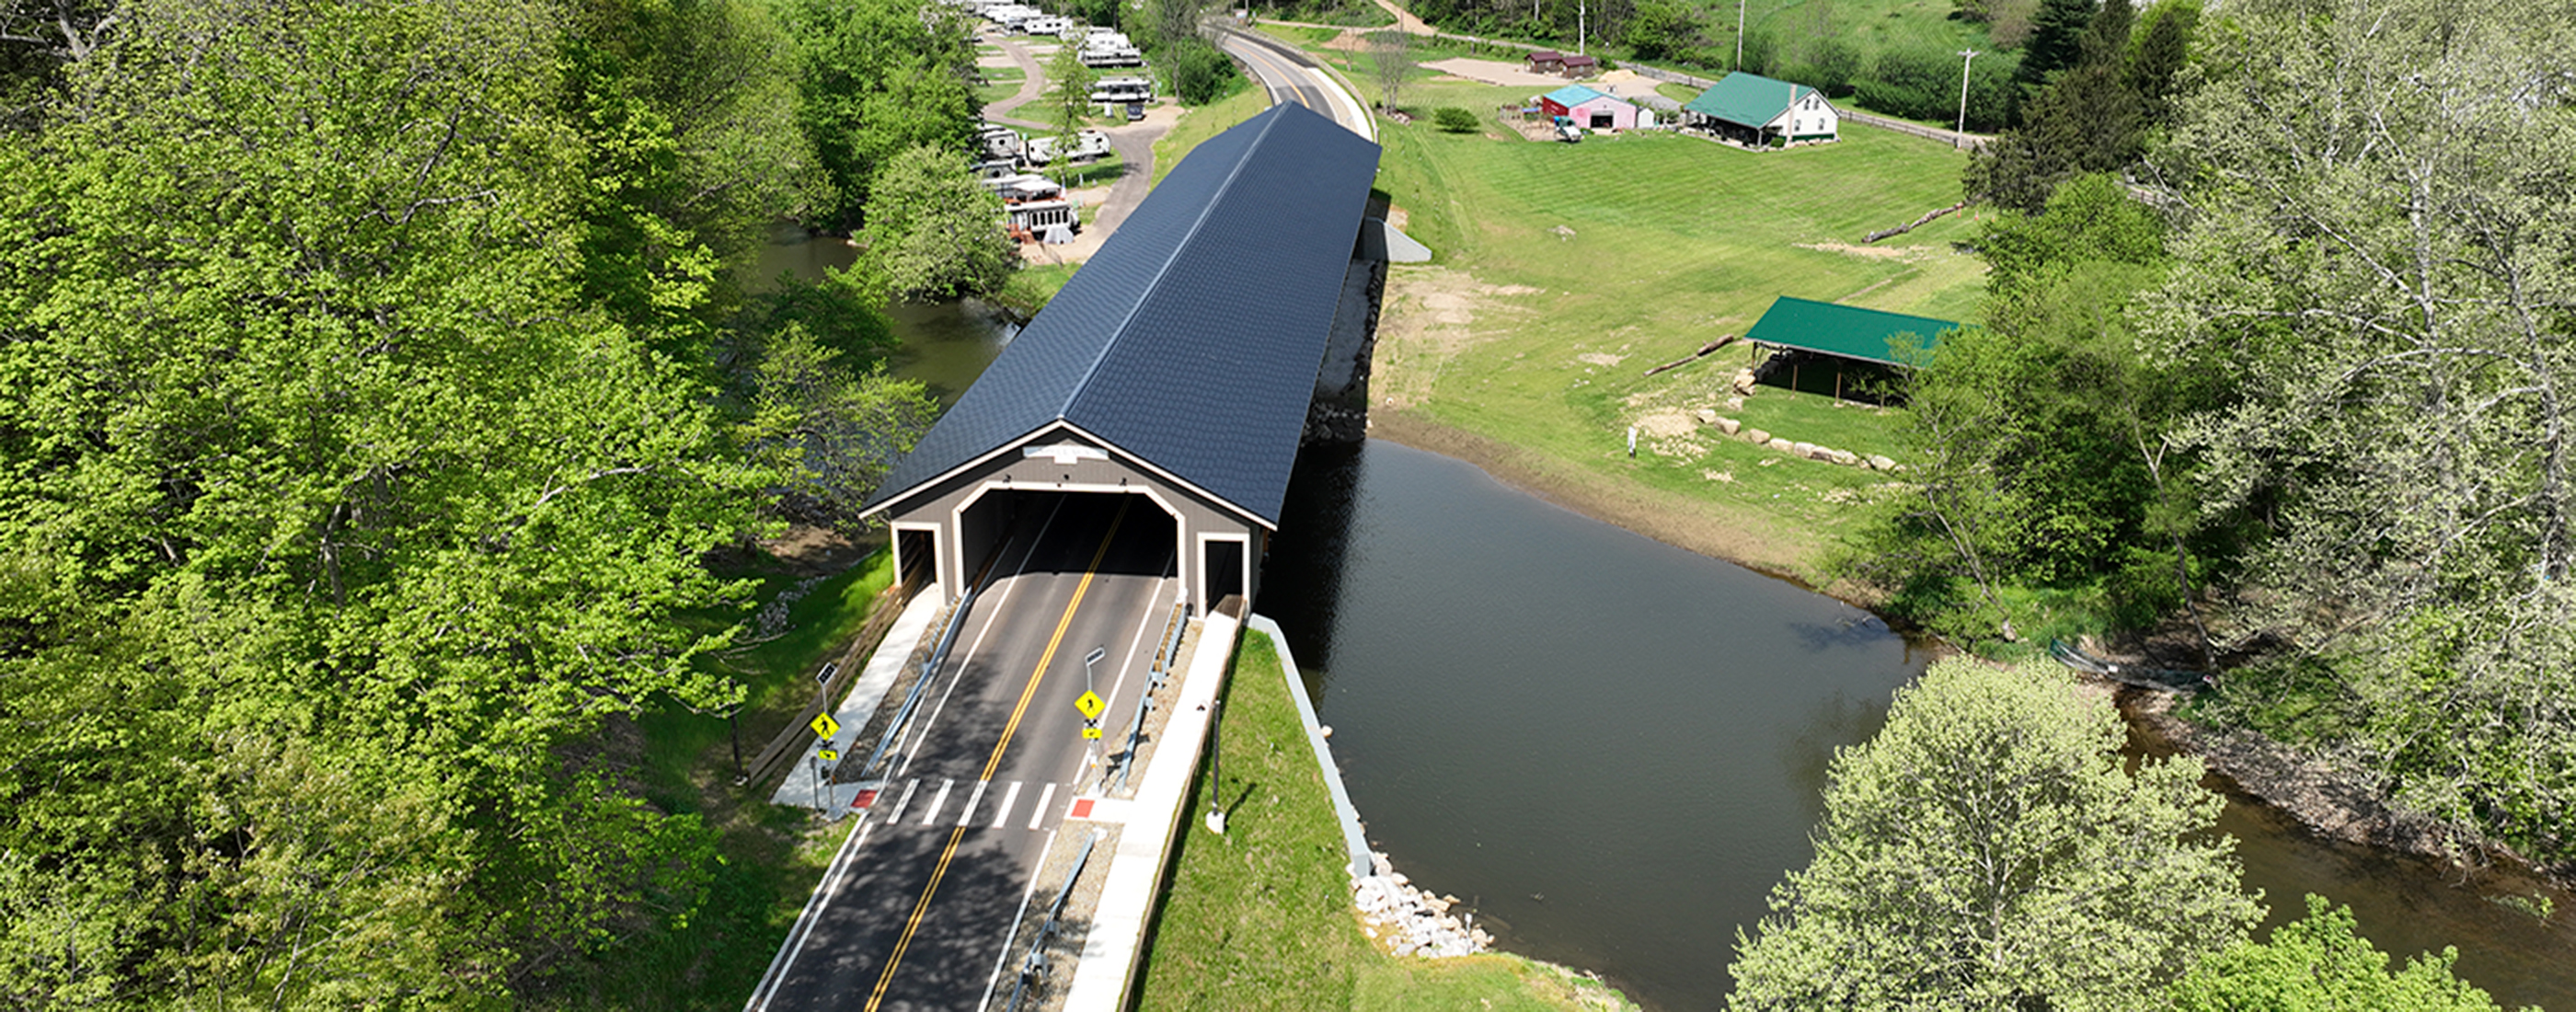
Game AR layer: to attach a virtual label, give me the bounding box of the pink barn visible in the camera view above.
[1538,84,1639,132]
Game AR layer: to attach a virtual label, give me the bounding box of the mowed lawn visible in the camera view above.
[1371,84,1986,572]
[1135,50,1988,575]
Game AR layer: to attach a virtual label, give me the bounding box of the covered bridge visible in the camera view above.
[857,103,1382,615]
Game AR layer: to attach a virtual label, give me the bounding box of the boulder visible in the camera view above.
[1741,428,1771,444]
[1869,454,1898,471]
[1829,449,1860,466]
[1693,408,1717,424]
[1788,441,1815,457]
[1715,417,1741,435]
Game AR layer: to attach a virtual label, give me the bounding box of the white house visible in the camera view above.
[1681,72,1839,147]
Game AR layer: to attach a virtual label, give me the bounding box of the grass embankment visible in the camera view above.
[1151,84,1271,184]
[1341,46,1984,578]
[1136,631,1635,1010]
[552,547,899,1009]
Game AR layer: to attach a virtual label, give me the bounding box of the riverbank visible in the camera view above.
[1133,629,1637,1010]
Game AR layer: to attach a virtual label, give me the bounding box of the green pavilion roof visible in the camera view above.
[1681,72,1815,128]
[1743,296,1956,366]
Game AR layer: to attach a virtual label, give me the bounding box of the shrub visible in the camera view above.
[1432,107,1479,132]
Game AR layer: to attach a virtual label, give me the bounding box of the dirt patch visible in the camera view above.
[1370,266,1541,410]
[1575,351,1626,368]
[1798,241,1941,261]
[757,523,876,576]
[1418,57,1657,96]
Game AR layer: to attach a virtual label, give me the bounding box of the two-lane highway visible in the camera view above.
[1214,27,1374,139]
[749,494,1178,1012]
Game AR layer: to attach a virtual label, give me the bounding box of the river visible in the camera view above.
[786,230,2575,1009]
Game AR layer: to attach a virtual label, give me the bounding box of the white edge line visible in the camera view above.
[976,827,1062,1012]
[746,811,879,1012]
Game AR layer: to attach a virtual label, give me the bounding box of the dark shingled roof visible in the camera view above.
[860,103,1381,527]
[1744,295,1957,366]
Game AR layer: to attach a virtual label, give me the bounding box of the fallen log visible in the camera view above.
[1641,334,1736,376]
[1865,201,1971,243]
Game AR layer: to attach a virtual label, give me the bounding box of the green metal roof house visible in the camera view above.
[1744,296,1955,366]
[1683,72,1839,147]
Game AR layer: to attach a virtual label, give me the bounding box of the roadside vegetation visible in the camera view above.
[1731,659,2519,1010]
[1137,632,1638,1010]
[0,0,975,1005]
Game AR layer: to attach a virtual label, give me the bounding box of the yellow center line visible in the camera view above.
[865,499,1133,1011]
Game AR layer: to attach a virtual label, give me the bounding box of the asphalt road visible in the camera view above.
[1216,29,1371,136]
[749,493,1179,1012]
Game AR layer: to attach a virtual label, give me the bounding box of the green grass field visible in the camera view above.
[977,64,1027,107]
[1369,63,1984,572]
[1135,38,1987,575]
[1135,631,1637,1010]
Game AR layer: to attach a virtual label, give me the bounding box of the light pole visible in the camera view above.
[1203,697,1226,834]
[1954,48,1980,150]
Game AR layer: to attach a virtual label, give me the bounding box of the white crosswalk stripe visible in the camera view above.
[957,780,989,827]
[921,778,953,825]
[992,781,1023,829]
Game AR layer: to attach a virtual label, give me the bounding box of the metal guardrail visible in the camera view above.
[856,582,979,778]
[1110,597,1191,791]
[1006,830,1101,1012]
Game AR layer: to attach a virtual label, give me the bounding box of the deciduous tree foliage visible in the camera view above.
[1729,659,2260,1010]
[0,0,860,1003]
[2171,894,2524,1012]
[859,144,1018,303]
[776,0,981,231]
[2139,0,2576,866]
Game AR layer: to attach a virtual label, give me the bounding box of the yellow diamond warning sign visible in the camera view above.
[1075,691,1105,720]
[810,712,840,739]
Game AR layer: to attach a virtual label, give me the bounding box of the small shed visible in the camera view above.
[1560,53,1599,77]
[1537,85,1638,132]
[1683,71,1839,147]
[1527,50,1563,74]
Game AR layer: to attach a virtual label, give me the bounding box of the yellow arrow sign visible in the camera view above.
[811,712,841,739]
[1075,691,1105,720]
[818,748,840,762]
[1082,726,1102,740]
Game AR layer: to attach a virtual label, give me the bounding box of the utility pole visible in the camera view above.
[1736,0,1746,70]
[1954,48,1980,150]
[1577,0,1585,55]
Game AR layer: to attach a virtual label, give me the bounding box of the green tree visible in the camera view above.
[2139,0,2576,865]
[1621,0,1694,61]
[0,0,820,1002]
[859,144,1018,302]
[2010,0,2098,103]
[1729,659,2260,1010]
[1046,40,1098,159]
[1167,36,1240,105]
[776,0,981,230]
[738,322,942,526]
[2172,895,2524,1012]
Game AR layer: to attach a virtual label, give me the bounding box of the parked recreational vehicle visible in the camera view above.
[1022,14,1068,35]
[978,123,1024,159]
[1007,198,1077,242]
[1018,130,1111,167]
[1078,32,1144,67]
[1089,75,1152,103]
